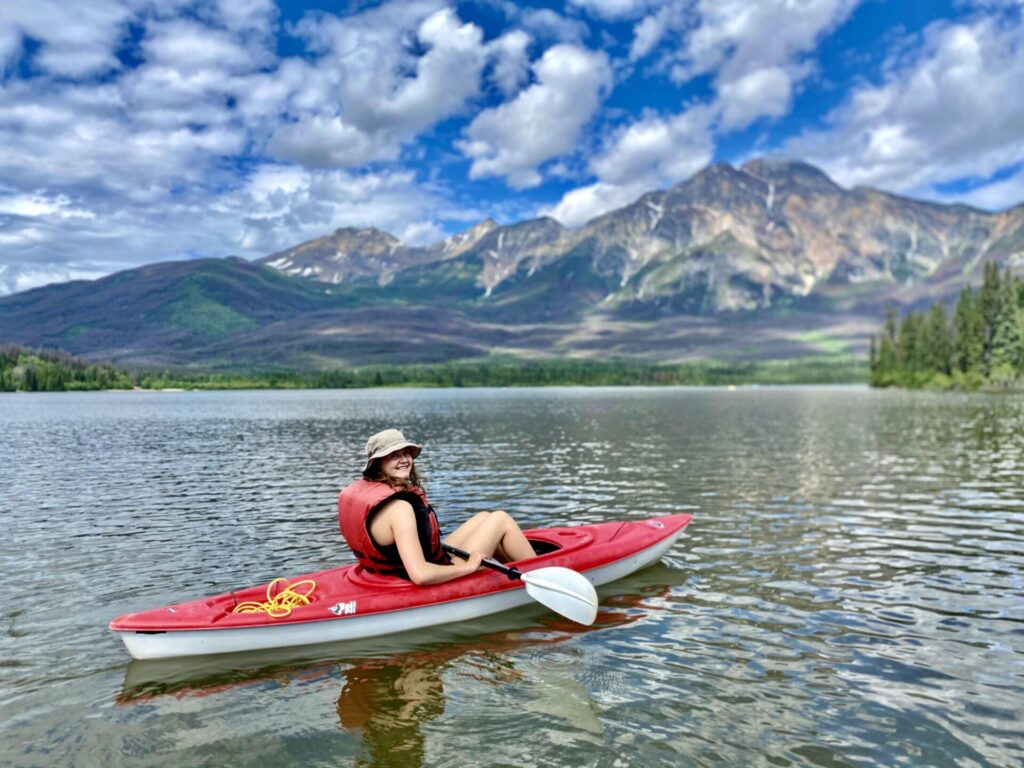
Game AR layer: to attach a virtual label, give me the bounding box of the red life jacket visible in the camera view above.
[337,479,447,577]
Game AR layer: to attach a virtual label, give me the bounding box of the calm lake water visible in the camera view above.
[2,386,1022,767]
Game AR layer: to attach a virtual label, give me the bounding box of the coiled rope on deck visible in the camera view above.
[232,578,317,618]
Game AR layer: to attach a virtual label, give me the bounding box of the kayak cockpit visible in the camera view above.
[344,533,566,588]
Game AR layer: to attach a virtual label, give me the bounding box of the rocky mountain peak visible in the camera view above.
[259,225,410,284]
[438,218,500,258]
[741,157,843,195]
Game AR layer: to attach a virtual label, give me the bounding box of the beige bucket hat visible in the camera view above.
[363,428,421,472]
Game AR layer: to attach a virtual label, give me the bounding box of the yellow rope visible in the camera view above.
[232,578,317,618]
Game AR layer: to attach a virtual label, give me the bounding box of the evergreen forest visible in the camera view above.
[0,345,135,391]
[1,344,865,392]
[870,263,1024,389]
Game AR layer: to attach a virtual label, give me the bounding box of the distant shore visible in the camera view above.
[2,346,867,392]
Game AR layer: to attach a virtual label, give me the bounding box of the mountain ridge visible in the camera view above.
[260,159,1022,317]
[2,158,1022,370]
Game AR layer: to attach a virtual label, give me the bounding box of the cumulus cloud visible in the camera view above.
[0,0,134,77]
[489,30,532,96]
[459,44,613,188]
[717,64,803,129]
[141,18,266,74]
[269,4,488,168]
[787,13,1024,208]
[629,0,859,130]
[545,105,715,226]
[518,9,590,44]
[630,9,672,61]
[235,165,448,252]
[0,263,112,296]
[209,0,278,35]
[268,117,400,169]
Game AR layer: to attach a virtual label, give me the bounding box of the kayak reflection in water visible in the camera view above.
[338,429,536,585]
[336,657,445,768]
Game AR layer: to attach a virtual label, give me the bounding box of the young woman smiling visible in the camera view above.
[338,429,536,586]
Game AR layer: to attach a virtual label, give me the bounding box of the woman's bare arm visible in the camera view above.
[374,499,483,586]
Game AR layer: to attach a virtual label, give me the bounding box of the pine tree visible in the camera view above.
[990,268,1021,383]
[978,261,1001,372]
[921,303,951,376]
[870,306,900,386]
[896,312,923,383]
[952,286,983,374]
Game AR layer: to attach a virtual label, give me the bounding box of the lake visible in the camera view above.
[2,386,1022,767]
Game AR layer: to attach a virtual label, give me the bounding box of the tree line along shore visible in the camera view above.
[0,344,864,392]
[870,263,1024,389]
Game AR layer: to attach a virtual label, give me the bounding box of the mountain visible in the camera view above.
[3,159,1023,370]
[263,159,1024,318]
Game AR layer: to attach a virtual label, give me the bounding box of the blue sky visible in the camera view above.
[1,0,1022,295]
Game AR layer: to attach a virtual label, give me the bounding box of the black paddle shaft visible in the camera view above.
[442,544,521,581]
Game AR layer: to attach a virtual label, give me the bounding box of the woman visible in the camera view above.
[338,429,536,585]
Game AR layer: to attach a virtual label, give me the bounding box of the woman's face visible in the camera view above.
[380,447,414,483]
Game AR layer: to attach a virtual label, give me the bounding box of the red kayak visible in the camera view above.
[110,513,692,660]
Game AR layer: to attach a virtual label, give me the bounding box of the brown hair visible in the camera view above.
[362,458,423,490]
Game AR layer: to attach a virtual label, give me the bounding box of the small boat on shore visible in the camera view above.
[110,513,692,660]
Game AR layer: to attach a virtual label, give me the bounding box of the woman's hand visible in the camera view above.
[455,549,484,576]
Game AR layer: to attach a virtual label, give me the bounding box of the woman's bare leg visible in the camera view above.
[444,511,535,562]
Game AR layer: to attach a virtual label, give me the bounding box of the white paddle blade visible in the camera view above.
[521,567,599,625]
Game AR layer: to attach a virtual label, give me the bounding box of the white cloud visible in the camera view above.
[459,44,612,188]
[787,14,1024,208]
[545,105,715,226]
[234,165,447,252]
[0,27,21,69]
[676,0,859,79]
[636,0,860,130]
[542,180,650,229]
[141,19,266,74]
[367,8,486,132]
[0,190,96,220]
[0,0,136,78]
[0,263,110,295]
[268,116,399,169]
[958,167,1024,211]
[489,30,532,96]
[630,10,671,61]
[717,65,802,130]
[519,9,590,43]
[269,4,488,168]
[210,0,278,35]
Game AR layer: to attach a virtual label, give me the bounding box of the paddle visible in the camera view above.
[442,544,599,626]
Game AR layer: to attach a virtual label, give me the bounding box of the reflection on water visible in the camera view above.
[337,656,445,768]
[2,387,1023,767]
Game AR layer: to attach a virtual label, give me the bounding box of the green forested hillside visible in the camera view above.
[870,262,1024,388]
[0,346,134,391]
